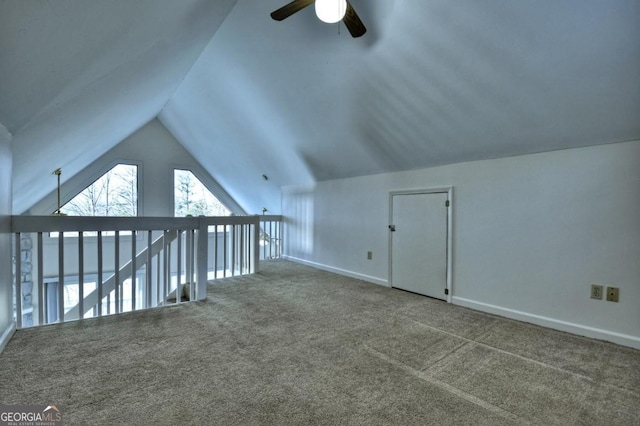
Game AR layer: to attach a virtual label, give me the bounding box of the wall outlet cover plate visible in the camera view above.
[606,286,619,302]
[591,284,603,300]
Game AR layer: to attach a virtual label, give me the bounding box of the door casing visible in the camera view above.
[388,187,453,302]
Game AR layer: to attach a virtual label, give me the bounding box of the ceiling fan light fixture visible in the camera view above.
[315,0,347,24]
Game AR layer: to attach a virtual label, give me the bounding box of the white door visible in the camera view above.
[390,192,448,299]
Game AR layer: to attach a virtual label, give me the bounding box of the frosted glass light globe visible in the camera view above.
[315,0,347,24]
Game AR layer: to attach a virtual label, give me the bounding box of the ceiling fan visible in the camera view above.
[271,0,367,38]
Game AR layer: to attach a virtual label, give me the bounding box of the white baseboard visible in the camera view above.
[0,321,16,354]
[283,256,388,287]
[279,257,639,350]
[452,296,640,350]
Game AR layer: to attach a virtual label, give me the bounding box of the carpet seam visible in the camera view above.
[364,345,532,425]
[404,316,640,399]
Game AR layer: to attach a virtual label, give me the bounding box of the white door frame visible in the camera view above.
[388,187,453,303]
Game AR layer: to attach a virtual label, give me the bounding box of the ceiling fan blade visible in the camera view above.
[343,1,366,38]
[271,0,315,21]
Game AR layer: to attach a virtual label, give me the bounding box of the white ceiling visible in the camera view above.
[1,0,237,213]
[2,0,639,215]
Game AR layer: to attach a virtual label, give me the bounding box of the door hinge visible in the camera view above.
[444,288,449,295]
[445,200,450,207]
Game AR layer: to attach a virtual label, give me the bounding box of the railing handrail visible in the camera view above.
[259,215,283,222]
[10,214,280,233]
[12,216,200,233]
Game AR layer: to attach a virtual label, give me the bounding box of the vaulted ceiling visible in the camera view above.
[2,0,639,215]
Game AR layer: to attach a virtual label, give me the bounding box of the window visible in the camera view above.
[174,169,231,217]
[61,164,138,216]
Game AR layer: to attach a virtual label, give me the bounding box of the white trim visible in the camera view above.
[283,255,388,287]
[0,321,16,354]
[388,187,453,302]
[452,296,640,350]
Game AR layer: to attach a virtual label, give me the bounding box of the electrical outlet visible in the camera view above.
[590,284,603,300]
[606,286,619,302]
[367,251,373,260]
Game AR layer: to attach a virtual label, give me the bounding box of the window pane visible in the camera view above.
[61,164,137,216]
[174,169,231,217]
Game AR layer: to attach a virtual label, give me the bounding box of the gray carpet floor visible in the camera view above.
[1,260,639,425]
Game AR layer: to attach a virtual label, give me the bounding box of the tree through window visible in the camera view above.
[61,164,138,216]
[174,169,231,217]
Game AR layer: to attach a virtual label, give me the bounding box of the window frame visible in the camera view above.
[172,166,240,217]
[57,160,142,217]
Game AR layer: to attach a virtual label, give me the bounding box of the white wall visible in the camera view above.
[0,123,15,352]
[28,118,244,216]
[282,140,640,348]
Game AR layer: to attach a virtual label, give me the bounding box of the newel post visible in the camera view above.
[196,218,208,301]
[253,216,260,273]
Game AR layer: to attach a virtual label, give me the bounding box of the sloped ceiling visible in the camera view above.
[1,0,237,214]
[3,0,640,215]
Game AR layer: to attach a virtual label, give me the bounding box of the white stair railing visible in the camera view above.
[11,215,268,328]
[260,215,283,260]
[63,229,179,321]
